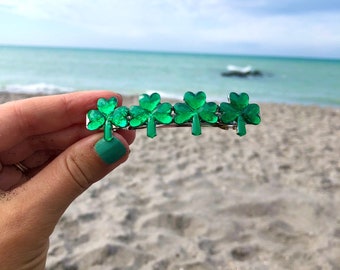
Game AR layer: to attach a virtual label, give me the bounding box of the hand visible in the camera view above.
[0,91,135,269]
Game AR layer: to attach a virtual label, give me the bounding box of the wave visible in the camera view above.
[144,90,235,103]
[0,83,74,95]
[144,90,184,101]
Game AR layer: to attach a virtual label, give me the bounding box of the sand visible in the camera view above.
[1,92,340,270]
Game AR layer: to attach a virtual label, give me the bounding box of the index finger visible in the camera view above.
[0,90,121,151]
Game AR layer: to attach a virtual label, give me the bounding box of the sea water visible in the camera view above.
[1,45,339,107]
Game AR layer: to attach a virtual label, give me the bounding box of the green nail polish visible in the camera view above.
[95,137,126,164]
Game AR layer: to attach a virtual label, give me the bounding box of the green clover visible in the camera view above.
[87,97,129,141]
[219,92,261,136]
[174,91,218,136]
[129,93,172,138]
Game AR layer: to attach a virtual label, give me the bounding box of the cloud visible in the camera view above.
[0,0,339,57]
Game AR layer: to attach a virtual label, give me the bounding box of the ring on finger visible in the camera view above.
[14,162,29,174]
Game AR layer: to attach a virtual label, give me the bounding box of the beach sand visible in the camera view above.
[2,93,340,269]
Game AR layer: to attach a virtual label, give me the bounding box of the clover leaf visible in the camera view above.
[219,92,261,136]
[174,91,218,136]
[87,97,129,141]
[129,93,172,138]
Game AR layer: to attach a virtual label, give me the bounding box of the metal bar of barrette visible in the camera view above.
[124,123,237,131]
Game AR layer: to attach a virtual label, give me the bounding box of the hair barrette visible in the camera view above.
[86,91,261,141]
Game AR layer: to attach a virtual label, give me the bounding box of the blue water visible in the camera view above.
[1,45,339,107]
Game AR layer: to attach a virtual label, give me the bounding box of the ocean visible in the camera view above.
[1,45,339,107]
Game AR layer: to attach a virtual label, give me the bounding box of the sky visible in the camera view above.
[0,0,340,58]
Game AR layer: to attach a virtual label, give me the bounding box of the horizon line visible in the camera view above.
[1,43,339,61]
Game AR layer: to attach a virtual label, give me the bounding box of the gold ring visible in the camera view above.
[14,162,29,174]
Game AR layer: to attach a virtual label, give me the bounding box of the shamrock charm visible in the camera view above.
[129,93,172,138]
[220,92,261,136]
[87,97,129,141]
[174,91,218,136]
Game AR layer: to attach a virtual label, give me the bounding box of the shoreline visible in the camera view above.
[1,91,340,111]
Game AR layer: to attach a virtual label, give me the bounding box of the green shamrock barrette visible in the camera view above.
[86,91,261,141]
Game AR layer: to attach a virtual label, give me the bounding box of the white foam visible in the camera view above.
[144,89,230,103]
[144,90,183,101]
[1,83,74,95]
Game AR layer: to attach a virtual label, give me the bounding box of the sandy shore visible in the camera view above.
[1,92,340,269]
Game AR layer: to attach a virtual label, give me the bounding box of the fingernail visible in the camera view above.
[95,137,127,164]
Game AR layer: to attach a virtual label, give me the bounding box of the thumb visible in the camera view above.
[12,133,130,230]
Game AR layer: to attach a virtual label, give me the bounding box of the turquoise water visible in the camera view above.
[1,45,339,107]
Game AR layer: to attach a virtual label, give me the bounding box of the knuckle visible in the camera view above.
[63,153,92,191]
